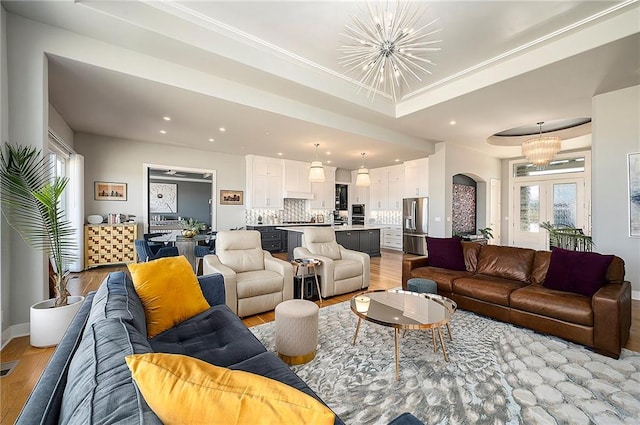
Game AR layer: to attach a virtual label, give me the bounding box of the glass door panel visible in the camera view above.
[552,183,577,227]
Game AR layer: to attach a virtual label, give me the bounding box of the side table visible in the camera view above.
[291,258,323,305]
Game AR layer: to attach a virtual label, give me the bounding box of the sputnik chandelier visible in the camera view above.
[339,0,442,101]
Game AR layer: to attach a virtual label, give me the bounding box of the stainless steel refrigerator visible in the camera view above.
[403,197,429,255]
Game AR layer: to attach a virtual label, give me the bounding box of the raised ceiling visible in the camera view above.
[5,0,640,170]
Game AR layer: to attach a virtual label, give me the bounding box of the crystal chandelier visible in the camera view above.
[521,122,562,167]
[339,0,442,101]
[308,143,326,182]
[355,153,371,187]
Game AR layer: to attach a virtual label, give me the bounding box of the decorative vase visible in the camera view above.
[30,295,85,347]
[181,229,197,238]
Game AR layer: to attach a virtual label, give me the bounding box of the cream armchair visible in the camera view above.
[293,227,370,298]
[203,230,293,317]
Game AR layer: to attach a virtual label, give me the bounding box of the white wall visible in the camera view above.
[75,133,246,233]
[48,103,73,147]
[592,85,640,297]
[1,6,9,343]
[428,143,502,238]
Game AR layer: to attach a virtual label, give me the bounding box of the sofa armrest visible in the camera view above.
[15,292,96,425]
[197,273,226,307]
[592,281,631,358]
[340,248,370,289]
[203,255,238,315]
[401,256,429,289]
[264,253,294,301]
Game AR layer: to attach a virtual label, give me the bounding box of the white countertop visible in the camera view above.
[247,222,331,227]
[277,225,382,232]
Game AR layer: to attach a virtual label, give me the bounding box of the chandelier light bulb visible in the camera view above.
[522,122,562,167]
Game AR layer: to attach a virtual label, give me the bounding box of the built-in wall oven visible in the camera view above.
[351,204,365,225]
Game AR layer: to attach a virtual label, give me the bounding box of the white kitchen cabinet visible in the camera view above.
[246,155,283,209]
[310,165,336,209]
[387,164,405,210]
[381,225,403,251]
[370,165,404,211]
[283,159,311,194]
[404,158,429,198]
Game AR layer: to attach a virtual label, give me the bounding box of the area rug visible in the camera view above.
[250,301,640,425]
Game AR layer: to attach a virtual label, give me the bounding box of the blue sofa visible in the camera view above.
[16,271,423,425]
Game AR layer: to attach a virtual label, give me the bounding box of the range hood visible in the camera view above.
[283,191,314,200]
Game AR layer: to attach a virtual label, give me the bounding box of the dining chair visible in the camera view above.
[134,239,179,262]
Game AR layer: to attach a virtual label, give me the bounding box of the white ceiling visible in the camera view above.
[5,0,640,170]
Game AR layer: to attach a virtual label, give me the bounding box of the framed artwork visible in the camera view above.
[220,190,243,205]
[94,181,127,201]
[629,152,640,237]
[150,182,178,213]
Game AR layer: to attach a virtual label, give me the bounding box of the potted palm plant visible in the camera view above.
[0,143,83,347]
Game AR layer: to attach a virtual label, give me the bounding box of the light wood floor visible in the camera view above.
[1,250,639,424]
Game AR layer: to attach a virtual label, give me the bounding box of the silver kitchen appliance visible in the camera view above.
[403,197,429,255]
[351,204,365,225]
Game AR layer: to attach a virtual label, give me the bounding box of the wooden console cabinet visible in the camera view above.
[84,223,138,269]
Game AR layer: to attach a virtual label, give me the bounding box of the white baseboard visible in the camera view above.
[632,290,640,301]
[1,322,29,350]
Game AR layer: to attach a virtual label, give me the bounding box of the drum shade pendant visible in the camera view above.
[355,153,371,187]
[309,143,326,182]
[522,122,561,167]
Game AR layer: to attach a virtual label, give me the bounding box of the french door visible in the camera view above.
[512,178,585,250]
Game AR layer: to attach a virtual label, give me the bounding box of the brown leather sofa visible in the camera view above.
[402,243,632,359]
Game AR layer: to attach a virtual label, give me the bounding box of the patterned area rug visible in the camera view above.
[250,301,640,425]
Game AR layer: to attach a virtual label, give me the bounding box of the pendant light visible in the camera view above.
[355,152,371,187]
[522,122,561,167]
[308,143,326,182]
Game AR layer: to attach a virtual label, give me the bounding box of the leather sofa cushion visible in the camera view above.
[530,251,551,286]
[410,267,472,293]
[476,245,535,283]
[150,304,267,367]
[462,242,481,272]
[236,270,284,298]
[606,256,625,283]
[510,285,593,326]
[334,259,363,280]
[453,275,527,306]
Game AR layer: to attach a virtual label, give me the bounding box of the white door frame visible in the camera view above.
[508,151,591,248]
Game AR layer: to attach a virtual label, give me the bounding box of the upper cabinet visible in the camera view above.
[350,170,369,205]
[370,164,404,211]
[310,166,336,209]
[404,158,429,198]
[246,155,283,209]
[283,160,311,195]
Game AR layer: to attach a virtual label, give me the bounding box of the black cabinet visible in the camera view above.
[359,229,380,256]
[335,184,348,210]
[336,231,359,251]
[247,226,282,252]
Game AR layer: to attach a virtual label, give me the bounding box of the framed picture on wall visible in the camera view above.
[629,152,640,237]
[94,181,127,201]
[150,182,178,213]
[220,190,243,205]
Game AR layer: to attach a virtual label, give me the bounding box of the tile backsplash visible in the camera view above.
[370,210,402,225]
[245,199,332,224]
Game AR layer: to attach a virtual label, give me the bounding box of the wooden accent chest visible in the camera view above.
[84,224,138,269]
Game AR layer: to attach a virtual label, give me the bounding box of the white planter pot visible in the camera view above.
[30,295,85,347]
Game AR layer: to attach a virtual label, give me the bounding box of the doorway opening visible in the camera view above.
[143,164,217,236]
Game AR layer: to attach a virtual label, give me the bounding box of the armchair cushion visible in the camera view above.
[216,230,265,273]
[303,227,342,260]
[334,260,363,281]
[236,270,285,298]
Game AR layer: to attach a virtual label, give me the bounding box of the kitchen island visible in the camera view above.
[278,225,381,260]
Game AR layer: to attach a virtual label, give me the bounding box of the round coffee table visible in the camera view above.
[350,289,457,381]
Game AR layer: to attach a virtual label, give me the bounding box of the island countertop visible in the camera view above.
[276,225,382,232]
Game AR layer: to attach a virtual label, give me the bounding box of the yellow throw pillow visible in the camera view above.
[128,256,210,338]
[125,353,335,425]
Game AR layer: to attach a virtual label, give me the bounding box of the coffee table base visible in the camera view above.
[352,317,450,381]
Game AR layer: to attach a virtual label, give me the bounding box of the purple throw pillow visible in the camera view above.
[426,237,466,271]
[543,247,614,297]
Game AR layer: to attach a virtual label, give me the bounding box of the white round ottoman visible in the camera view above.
[275,299,319,365]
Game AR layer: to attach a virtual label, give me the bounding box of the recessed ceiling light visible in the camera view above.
[219,127,226,132]
[163,116,171,121]
[266,132,271,135]
[160,130,166,134]
[449,120,456,125]
[327,160,332,164]
[277,152,283,156]
[208,138,215,142]
[326,151,331,155]
[395,158,400,162]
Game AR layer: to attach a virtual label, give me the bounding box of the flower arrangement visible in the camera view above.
[180,218,205,238]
